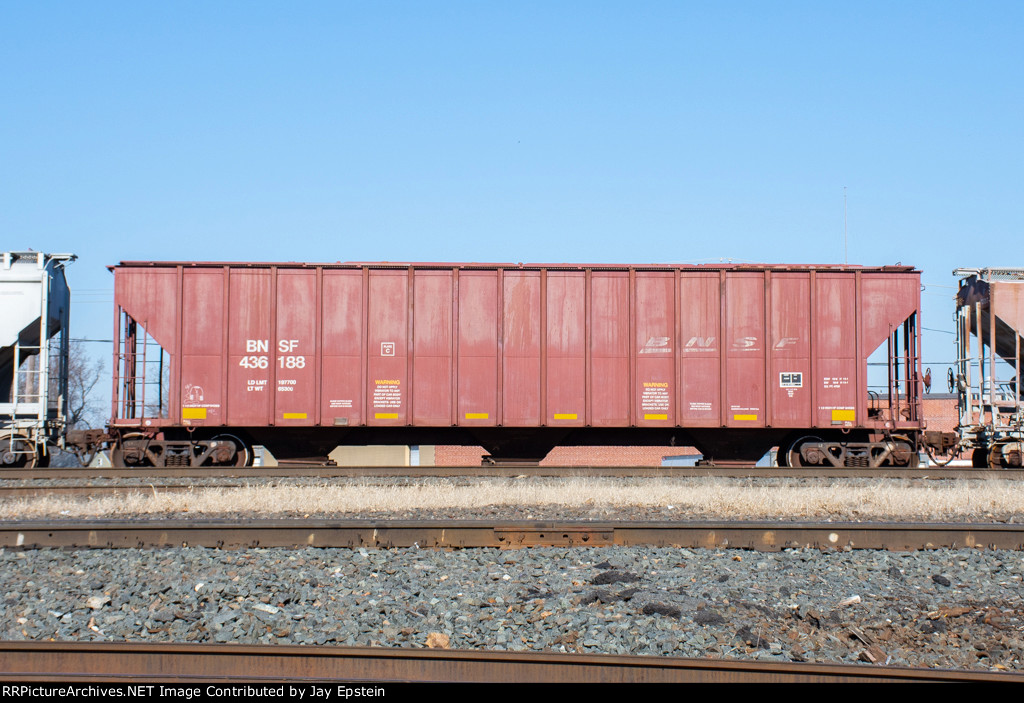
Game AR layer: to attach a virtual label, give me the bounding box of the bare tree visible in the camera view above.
[67,341,104,430]
[144,349,171,418]
[42,340,105,467]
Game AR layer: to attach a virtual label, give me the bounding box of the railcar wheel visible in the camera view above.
[776,447,789,467]
[1,437,36,469]
[896,443,920,468]
[110,432,151,468]
[207,434,252,467]
[972,447,989,468]
[885,436,920,468]
[786,436,825,468]
[989,442,1024,469]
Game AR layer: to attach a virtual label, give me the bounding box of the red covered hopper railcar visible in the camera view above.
[95,261,928,467]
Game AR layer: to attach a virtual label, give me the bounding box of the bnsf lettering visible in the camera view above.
[246,339,269,353]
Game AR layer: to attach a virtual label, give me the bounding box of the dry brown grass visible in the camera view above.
[2,478,1023,521]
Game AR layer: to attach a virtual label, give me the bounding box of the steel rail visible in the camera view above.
[0,642,1013,683]
[2,519,1022,551]
[2,470,1018,499]
[3,465,1020,480]
[0,483,244,498]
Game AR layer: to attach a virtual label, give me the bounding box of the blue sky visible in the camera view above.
[2,2,1022,385]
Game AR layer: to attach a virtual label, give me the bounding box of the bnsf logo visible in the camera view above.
[639,337,672,354]
[685,336,715,350]
[683,336,798,351]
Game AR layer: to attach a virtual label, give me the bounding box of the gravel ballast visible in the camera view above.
[2,544,1021,671]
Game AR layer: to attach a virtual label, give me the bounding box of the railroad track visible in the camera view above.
[0,483,246,498]
[3,464,1021,480]
[2,468,1020,499]
[0,642,1013,682]
[2,519,1022,551]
